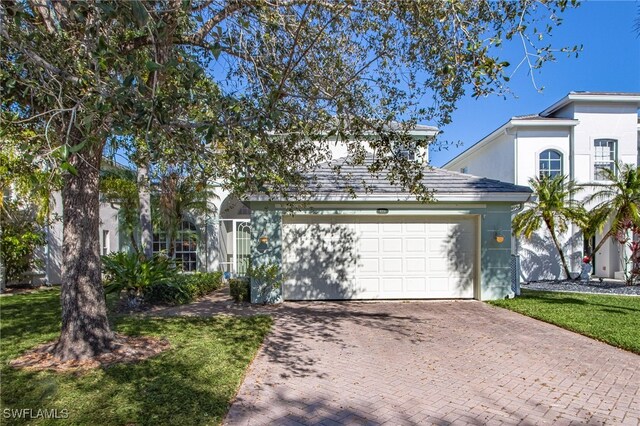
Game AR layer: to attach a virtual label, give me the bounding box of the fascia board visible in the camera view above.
[246,192,532,203]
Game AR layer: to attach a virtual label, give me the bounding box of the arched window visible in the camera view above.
[153,220,198,272]
[539,150,563,178]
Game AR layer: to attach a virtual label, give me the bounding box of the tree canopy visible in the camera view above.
[0,0,579,360]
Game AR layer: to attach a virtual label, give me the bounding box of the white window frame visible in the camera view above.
[593,139,617,181]
[102,230,110,255]
[538,149,563,178]
[153,220,199,272]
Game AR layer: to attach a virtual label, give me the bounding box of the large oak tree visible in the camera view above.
[1,0,577,360]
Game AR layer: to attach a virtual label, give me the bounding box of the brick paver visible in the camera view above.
[224,300,640,425]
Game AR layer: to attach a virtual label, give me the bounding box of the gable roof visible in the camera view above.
[442,115,577,169]
[249,156,532,203]
[540,91,640,117]
[443,92,640,169]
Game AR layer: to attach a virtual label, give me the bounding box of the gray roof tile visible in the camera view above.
[300,156,532,196]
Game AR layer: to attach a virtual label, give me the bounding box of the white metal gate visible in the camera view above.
[218,219,251,276]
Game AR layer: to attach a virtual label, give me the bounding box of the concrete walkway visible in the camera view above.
[224,301,640,426]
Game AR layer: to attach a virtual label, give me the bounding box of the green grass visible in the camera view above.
[489,289,640,354]
[0,290,272,425]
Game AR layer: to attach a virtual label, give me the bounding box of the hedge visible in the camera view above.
[145,271,224,305]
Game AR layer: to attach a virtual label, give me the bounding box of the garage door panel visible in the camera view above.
[359,257,379,273]
[382,238,402,253]
[405,238,426,252]
[359,223,379,234]
[405,223,426,233]
[358,277,380,294]
[360,238,379,252]
[382,223,402,233]
[406,277,427,292]
[381,258,402,273]
[405,257,426,273]
[283,215,476,300]
[382,278,403,292]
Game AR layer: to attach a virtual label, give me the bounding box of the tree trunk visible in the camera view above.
[592,229,613,259]
[0,221,5,293]
[53,145,114,361]
[546,220,572,280]
[137,163,153,259]
[129,229,140,254]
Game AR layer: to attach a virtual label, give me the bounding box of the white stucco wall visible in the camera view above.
[572,102,639,187]
[514,128,571,186]
[445,131,515,183]
[445,96,640,281]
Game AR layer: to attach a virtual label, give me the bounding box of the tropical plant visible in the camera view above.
[0,139,56,290]
[513,175,587,280]
[247,262,283,303]
[102,251,177,308]
[153,168,214,258]
[0,207,45,283]
[584,164,640,257]
[145,271,224,305]
[613,220,640,286]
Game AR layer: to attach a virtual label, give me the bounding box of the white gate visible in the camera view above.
[218,219,251,276]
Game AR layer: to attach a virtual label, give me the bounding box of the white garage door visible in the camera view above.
[282,215,477,300]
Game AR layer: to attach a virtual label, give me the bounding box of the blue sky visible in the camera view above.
[429,0,640,167]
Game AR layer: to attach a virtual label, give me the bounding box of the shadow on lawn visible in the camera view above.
[1,313,272,426]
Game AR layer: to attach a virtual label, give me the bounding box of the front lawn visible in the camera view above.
[0,289,272,425]
[489,289,640,354]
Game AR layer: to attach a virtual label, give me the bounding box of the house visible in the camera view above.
[443,92,640,281]
[25,123,531,303]
[243,155,532,303]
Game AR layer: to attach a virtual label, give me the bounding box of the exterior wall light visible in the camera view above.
[494,233,505,244]
[376,208,389,214]
[259,236,269,244]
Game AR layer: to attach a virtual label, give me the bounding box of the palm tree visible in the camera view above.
[513,174,586,280]
[584,163,640,257]
[153,169,216,259]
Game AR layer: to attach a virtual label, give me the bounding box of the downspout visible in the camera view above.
[568,126,577,272]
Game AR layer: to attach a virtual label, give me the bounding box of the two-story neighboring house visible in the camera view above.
[444,92,640,281]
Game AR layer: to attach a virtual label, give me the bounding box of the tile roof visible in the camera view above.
[299,156,532,196]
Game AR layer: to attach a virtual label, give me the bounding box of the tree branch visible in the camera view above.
[0,27,82,85]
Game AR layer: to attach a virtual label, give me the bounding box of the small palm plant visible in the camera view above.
[584,163,640,257]
[513,174,586,280]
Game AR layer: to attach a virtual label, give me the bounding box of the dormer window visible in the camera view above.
[539,149,563,178]
[594,139,617,180]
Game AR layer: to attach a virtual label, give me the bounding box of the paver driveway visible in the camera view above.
[225,301,640,425]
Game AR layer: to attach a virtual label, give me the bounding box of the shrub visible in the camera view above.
[247,263,282,302]
[0,220,45,283]
[229,278,250,303]
[145,271,224,305]
[102,252,177,308]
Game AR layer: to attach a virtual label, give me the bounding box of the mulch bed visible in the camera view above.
[9,334,170,372]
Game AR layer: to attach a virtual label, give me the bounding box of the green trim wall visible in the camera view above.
[249,202,515,303]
